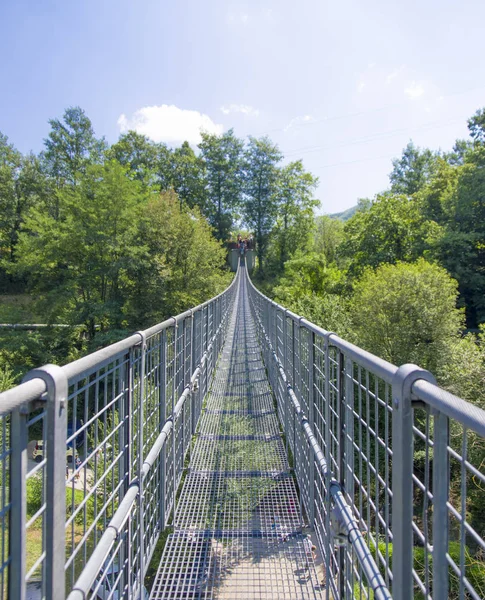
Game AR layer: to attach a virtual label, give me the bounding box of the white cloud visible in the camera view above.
[356,64,436,106]
[404,82,425,99]
[227,12,250,25]
[220,104,259,117]
[284,114,314,132]
[117,105,223,146]
[386,71,398,84]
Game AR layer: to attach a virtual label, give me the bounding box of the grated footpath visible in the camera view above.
[149,266,323,599]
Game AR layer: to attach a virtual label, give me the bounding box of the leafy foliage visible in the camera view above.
[389,141,438,195]
[43,106,106,188]
[350,259,464,373]
[242,136,283,271]
[14,160,145,337]
[340,193,440,277]
[199,129,244,241]
[125,190,231,325]
[269,160,319,271]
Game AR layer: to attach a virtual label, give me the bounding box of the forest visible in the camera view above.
[0,106,317,388]
[259,107,485,413]
[1,104,485,415]
[2,105,485,597]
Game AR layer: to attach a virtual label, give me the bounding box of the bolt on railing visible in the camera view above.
[246,267,485,600]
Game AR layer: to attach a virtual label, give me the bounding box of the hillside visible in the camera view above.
[328,204,358,221]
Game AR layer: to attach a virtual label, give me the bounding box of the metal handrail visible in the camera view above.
[1,257,484,600]
[0,267,240,600]
[246,267,485,600]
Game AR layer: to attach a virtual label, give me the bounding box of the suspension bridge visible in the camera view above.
[0,262,484,600]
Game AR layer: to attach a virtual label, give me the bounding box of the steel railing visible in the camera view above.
[2,256,485,600]
[0,268,239,600]
[246,267,485,600]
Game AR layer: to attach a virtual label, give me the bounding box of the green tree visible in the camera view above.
[43,106,106,191]
[418,134,485,327]
[467,107,485,144]
[434,152,485,326]
[199,129,244,241]
[444,139,473,166]
[313,215,345,266]
[243,136,282,271]
[108,130,159,187]
[271,161,318,271]
[416,157,459,224]
[340,193,440,277]
[389,141,438,196]
[350,259,464,374]
[271,251,349,335]
[0,134,22,269]
[124,190,230,325]
[14,161,144,338]
[0,135,46,289]
[171,141,206,211]
[153,143,175,192]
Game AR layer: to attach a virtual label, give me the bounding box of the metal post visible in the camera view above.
[205,305,209,355]
[323,333,334,598]
[184,315,189,387]
[296,319,303,405]
[160,442,166,529]
[285,385,289,460]
[10,404,29,600]
[344,356,354,502]
[159,330,167,530]
[432,409,449,599]
[392,364,435,600]
[337,351,346,597]
[191,311,197,435]
[274,307,279,361]
[172,321,177,526]
[181,318,187,453]
[283,310,288,376]
[135,333,147,588]
[283,311,289,458]
[125,348,134,597]
[273,305,277,355]
[23,365,68,600]
[308,330,315,528]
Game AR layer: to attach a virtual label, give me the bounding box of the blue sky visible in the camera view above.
[1,0,484,214]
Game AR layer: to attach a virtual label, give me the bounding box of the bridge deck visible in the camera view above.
[150,271,324,599]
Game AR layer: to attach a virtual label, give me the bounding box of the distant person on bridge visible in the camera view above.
[304,534,317,568]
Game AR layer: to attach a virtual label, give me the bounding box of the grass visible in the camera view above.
[2,521,92,597]
[367,538,485,600]
[145,526,173,592]
[0,295,41,324]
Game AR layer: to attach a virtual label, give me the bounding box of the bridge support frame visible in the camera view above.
[22,365,68,600]
[10,393,29,600]
[135,331,148,597]
[392,364,436,600]
[308,328,315,528]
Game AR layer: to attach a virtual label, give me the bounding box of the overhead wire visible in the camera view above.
[248,83,485,138]
[284,117,463,159]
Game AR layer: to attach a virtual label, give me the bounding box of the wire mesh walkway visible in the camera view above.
[150,267,324,599]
